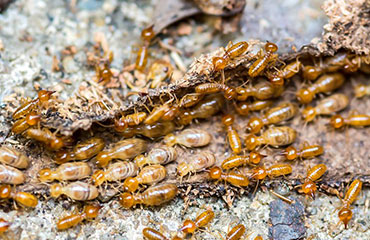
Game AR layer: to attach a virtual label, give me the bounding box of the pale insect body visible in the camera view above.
[38,162,91,182]
[164,129,212,148]
[0,164,25,185]
[135,146,177,168]
[50,181,99,200]
[177,151,215,176]
[0,146,29,169]
[92,161,138,186]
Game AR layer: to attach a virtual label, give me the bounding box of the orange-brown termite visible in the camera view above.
[0,164,25,185]
[12,90,55,120]
[221,151,264,170]
[11,112,41,134]
[114,112,148,132]
[119,183,177,208]
[246,102,298,133]
[91,161,138,186]
[177,94,224,125]
[245,126,297,150]
[0,185,38,208]
[250,164,293,180]
[50,181,99,201]
[234,100,273,116]
[337,179,362,229]
[164,129,211,148]
[123,164,167,192]
[177,151,216,177]
[236,81,284,101]
[54,137,105,164]
[248,42,278,77]
[302,94,349,122]
[96,138,147,167]
[282,144,324,161]
[178,209,215,236]
[225,224,246,240]
[330,114,370,129]
[266,59,302,86]
[222,115,242,154]
[213,41,249,71]
[0,146,29,169]
[299,164,327,199]
[134,146,177,168]
[296,73,345,104]
[38,162,91,182]
[25,128,64,151]
[142,227,169,240]
[209,166,250,187]
[195,83,237,100]
[56,205,100,230]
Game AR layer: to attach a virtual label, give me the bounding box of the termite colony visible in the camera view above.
[1,25,369,239]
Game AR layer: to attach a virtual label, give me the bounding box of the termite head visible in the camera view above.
[338,207,352,229]
[119,192,135,208]
[330,115,345,129]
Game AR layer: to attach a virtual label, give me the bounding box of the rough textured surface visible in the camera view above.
[269,197,306,240]
[0,0,369,239]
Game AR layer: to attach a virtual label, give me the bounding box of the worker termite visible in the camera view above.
[296,73,345,104]
[123,164,166,192]
[0,218,11,234]
[222,115,242,154]
[177,151,216,177]
[234,100,273,116]
[250,164,293,180]
[56,205,100,230]
[354,84,370,98]
[221,151,264,170]
[337,179,362,229]
[12,90,55,120]
[119,183,177,208]
[54,137,105,164]
[209,166,249,187]
[298,164,327,199]
[142,227,169,240]
[246,102,298,133]
[302,52,351,81]
[177,94,224,125]
[25,128,64,151]
[135,25,155,72]
[0,164,25,185]
[0,146,29,169]
[144,104,172,125]
[38,162,91,182]
[114,112,148,132]
[164,129,212,148]
[195,83,237,100]
[120,121,176,139]
[302,94,349,122]
[92,161,138,186]
[225,224,246,240]
[330,114,370,129]
[0,185,38,208]
[266,60,302,86]
[179,93,204,108]
[134,146,177,168]
[50,181,99,201]
[236,81,284,101]
[178,209,215,236]
[248,42,278,77]
[11,112,41,134]
[282,144,324,161]
[96,138,147,167]
[245,126,297,150]
[213,41,249,71]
